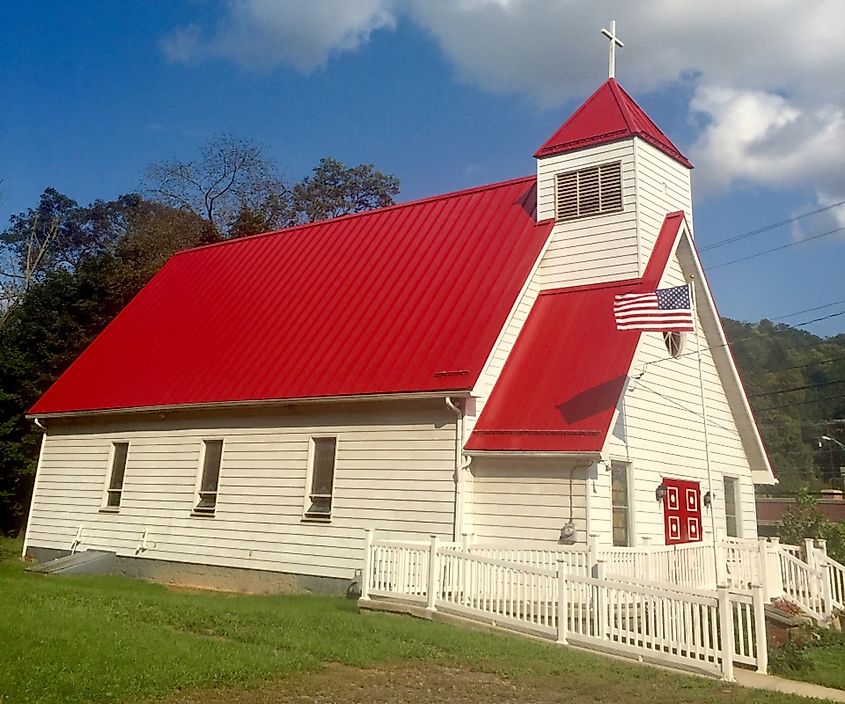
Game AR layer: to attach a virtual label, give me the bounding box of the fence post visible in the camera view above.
[817,538,828,557]
[461,532,472,550]
[557,559,568,644]
[821,563,833,623]
[360,529,373,601]
[426,534,440,612]
[804,538,816,568]
[757,538,770,601]
[641,536,652,582]
[589,533,600,577]
[715,536,727,587]
[751,584,768,674]
[596,560,607,638]
[718,585,735,682]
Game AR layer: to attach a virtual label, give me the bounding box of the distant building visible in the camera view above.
[757,490,845,537]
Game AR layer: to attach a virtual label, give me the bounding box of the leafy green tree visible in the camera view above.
[290,157,400,225]
[0,194,207,533]
[778,488,845,563]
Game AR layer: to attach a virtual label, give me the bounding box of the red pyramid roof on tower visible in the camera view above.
[534,78,693,168]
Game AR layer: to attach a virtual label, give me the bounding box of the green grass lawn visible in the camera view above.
[0,550,830,704]
[769,625,845,691]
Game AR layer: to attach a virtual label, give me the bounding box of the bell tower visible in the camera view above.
[535,22,693,289]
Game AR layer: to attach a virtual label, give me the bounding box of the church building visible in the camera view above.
[21,42,775,590]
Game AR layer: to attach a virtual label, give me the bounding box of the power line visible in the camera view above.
[700,198,845,252]
[748,355,845,379]
[770,298,845,321]
[708,224,845,271]
[749,377,845,399]
[632,378,740,436]
[758,393,845,413]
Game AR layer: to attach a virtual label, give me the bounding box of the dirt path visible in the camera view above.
[159,664,545,704]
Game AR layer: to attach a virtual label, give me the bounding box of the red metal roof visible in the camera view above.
[534,79,693,168]
[466,212,687,453]
[31,177,553,416]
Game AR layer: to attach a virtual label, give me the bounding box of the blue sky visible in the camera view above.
[1,2,843,336]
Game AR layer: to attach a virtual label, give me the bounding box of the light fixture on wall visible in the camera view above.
[655,483,667,502]
[703,491,712,509]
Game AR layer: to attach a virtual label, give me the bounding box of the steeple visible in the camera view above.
[534,78,692,168]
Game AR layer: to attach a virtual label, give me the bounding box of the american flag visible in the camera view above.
[613,284,694,332]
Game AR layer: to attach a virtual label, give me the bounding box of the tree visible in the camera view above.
[144,137,401,238]
[290,157,400,225]
[778,489,845,563]
[143,134,284,241]
[0,195,208,534]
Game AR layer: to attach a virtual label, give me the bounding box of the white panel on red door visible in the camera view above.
[668,515,681,541]
[668,487,679,510]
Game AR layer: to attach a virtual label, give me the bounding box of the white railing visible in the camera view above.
[437,549,558,636]
[721,537,765,591]
[456,542,590,577]
[805,540,844,611]
[600,542,716,590]
[367,539,431,602]
[360,530,767,680]
[777,548,826,620]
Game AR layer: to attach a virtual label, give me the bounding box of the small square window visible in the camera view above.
[194,440,223,516]
[104,442,129,508]
[305,437,336,519]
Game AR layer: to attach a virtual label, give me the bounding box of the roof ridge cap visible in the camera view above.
[172,175,536,257]
[608,78,637,134]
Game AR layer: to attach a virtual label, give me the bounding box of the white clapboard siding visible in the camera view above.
[467,459,588,544]
[634,139,693,270]
[25,400,459,580]
[536,141,639,288]
[598,254,759,546]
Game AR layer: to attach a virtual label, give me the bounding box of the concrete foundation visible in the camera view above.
[25,546,350,595]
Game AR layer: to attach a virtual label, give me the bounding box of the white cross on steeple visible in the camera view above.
[601,20,624,79]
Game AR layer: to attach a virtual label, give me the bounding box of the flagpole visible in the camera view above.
[689,276,720,585]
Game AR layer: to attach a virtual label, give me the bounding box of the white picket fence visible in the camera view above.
[361,531,767,680]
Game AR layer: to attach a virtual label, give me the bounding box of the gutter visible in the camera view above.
[464,450,603,461]
[445,397,470,541]
[28,390,472,421]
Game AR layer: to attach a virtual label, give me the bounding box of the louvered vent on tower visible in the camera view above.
[555,161,623,221]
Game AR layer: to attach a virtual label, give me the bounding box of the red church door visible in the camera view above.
[662,478,702,545]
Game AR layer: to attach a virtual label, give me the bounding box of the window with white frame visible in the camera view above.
[723,476,740,537]
[104,442,129,508]
[194,439,223,515]
[555,161,623,222]
[304,437,336,519]
[611,461,632,546]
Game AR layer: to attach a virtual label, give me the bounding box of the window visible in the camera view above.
[104,442,129,508]
[724,476,740,537]
[304,437,337,519]
[611,461,632,546]
[663,331,685,358]
[555,161,623,221]
[194,439,223,515]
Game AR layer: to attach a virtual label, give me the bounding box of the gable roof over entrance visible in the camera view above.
[466,212,684,453]
[533,78,693,168]
[31,177,553,416]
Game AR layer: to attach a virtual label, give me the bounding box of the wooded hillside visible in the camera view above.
[723,318,845,494]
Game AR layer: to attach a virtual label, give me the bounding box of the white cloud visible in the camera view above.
[162,0,845,205]
[162,0,397,71]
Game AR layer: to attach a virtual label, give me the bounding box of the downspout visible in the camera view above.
[445,397,466,542]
